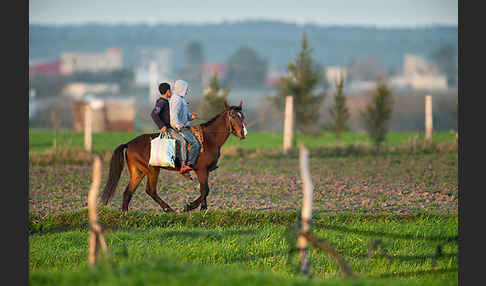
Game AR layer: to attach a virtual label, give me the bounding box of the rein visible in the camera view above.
[197,111,238,135]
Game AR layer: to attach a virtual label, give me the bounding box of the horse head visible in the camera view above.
[224,100,247,140]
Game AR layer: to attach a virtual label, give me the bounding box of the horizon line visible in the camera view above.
[28,18,458,29]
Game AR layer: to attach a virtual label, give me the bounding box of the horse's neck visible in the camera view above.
[203,113,230,148]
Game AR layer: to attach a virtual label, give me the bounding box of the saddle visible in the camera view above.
[188,125,205,153]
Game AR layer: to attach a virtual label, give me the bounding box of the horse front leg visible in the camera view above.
[184,168,208,212]
[200,182,210,210]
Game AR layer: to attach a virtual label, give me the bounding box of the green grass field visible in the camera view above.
[28,129,458,285]
[29,209,458,286]
[28,129,457,153]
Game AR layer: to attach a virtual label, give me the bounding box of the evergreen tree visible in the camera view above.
[200,72,231,120]
[272,31,327,134]
[328,75,349,138]
[360,78,393,150]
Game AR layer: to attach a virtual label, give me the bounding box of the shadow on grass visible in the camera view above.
[343,252,458,262]
[313,222,458,242]
[372,267,458,279]
[122,228,260,241]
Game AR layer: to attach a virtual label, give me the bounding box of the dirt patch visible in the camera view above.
[29,153,458,217]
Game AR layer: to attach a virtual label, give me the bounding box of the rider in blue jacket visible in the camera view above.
[169,80,201,174]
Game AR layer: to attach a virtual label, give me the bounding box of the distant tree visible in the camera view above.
[200,72,231,120]
[431,44,457,87]
[180,41,204,84]
[360,78,393,150]
[272,31,327,134]
[328,75,350,138]
[226,46,267,88]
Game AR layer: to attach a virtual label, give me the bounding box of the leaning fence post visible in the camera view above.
[88,156,108,265]
[299,145,313,275]
[84,104,92,152]
[283,96,294,154]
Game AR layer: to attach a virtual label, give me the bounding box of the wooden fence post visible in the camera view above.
[283,96,294,154]
[84,104,92,152]
[425,95,433,146]
[88,156,108,265]
[299,145,313,275]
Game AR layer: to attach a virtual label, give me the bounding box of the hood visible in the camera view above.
[173,80,189,97]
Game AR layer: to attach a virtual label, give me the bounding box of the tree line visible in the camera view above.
[203,32,394,149]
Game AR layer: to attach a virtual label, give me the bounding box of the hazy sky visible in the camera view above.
[29,0,458,27]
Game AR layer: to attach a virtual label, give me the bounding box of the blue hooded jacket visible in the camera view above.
[169,80,193,129]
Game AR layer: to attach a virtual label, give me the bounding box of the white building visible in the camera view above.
[134,48,173,88]
[62,82,120,99]
[325,66,347,86]
[390,54,447,90]
[60,48,123,75]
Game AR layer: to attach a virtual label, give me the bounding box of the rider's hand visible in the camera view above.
[191,113,197,119]
[160,126,167,133]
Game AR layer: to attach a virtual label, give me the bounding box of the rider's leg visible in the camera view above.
[181,128,201,167]
[168,128,187,167]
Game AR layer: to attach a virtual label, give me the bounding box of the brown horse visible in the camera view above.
[100,101,247,212]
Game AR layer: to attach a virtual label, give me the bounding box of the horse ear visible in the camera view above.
[224,100,230,110]
[239,100,243,108]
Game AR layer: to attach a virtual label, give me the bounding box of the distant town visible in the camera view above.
[28,22,457,132]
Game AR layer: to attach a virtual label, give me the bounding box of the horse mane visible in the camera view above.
[200,106,242,128]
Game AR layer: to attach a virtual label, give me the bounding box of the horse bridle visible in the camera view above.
[198,109,244,136]
[226,110,238,135]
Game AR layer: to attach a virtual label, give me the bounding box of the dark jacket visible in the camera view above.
[151,97,171,129]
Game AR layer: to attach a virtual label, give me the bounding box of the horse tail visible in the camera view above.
[101,143,128,205]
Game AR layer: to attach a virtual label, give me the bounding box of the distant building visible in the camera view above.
[134,48,172,87]
[72,97,136,132]
[390,54,447,90]
[408,74,447,90]
[29,59,61,78]
[60,48,123,75]
[325,66,347,86]
[62,82,120,99]
[347,80,377,93]
[403,54,437,77]
[202,62,228,86]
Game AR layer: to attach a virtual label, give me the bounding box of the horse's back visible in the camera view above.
[125,133,158,162]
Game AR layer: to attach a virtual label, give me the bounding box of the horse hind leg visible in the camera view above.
[145,169,175,213]
[121,167,144,212]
